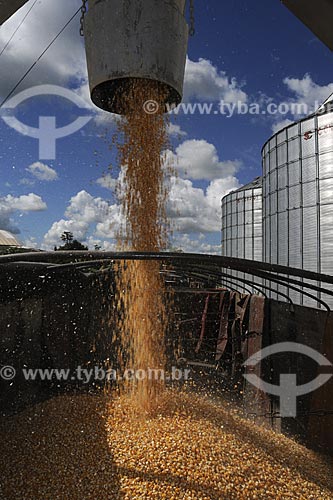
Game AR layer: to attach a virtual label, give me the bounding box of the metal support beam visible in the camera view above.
[282,0,333,51]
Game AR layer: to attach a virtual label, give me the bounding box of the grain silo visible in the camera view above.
[262,95,333,308]
[221,177,263,294]
[0,230,21,248]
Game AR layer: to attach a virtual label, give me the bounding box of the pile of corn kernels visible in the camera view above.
[0,391,331,499]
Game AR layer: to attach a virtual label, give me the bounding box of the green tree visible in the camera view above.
[61,231,74,245]
[55,232,88,251]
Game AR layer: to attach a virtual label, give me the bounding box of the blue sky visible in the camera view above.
[0,0,333,252]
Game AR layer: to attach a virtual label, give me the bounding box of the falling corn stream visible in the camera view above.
[0,81,332,499]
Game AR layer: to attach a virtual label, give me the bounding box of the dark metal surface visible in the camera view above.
[0,261,92,303]
[84,0,188,113]
[1,251,333,310]
[0,0,28,26]
[1,251,333,283]
[282,0,333,51]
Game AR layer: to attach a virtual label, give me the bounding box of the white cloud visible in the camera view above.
[170,233,221,255]
[167,122,187,138]
[168,175,241,233]
[64,190,111,224]
[42,171,240,250]
[271,119,294,134]
[42,135,243,251]
[19,178,36,186]
[84,235,117,251]
[43,219,90,248]
[43,190,123,248]
[96,173,117,191]
[269,74,333,132]
[26,162,58,181]
[0,193,47,233]
[206,177,242,212]
[184,57,247,104]
[3,193,47,211]
[95,204,123,239]
[283,74,333,113]
[22,236,39,249]
[166,139,241,181]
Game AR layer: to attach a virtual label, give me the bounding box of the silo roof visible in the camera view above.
[221,177,262,203]
[316,93,333,113]
[0,230,21,247]
[262,91,333,153]
[232,176,262,193]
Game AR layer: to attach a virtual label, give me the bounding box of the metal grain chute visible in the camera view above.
[83,0,189,114]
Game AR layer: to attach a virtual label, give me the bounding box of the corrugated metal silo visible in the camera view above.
[262,95,333,308]
[0,230,21,247]
[221,177,263,294]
